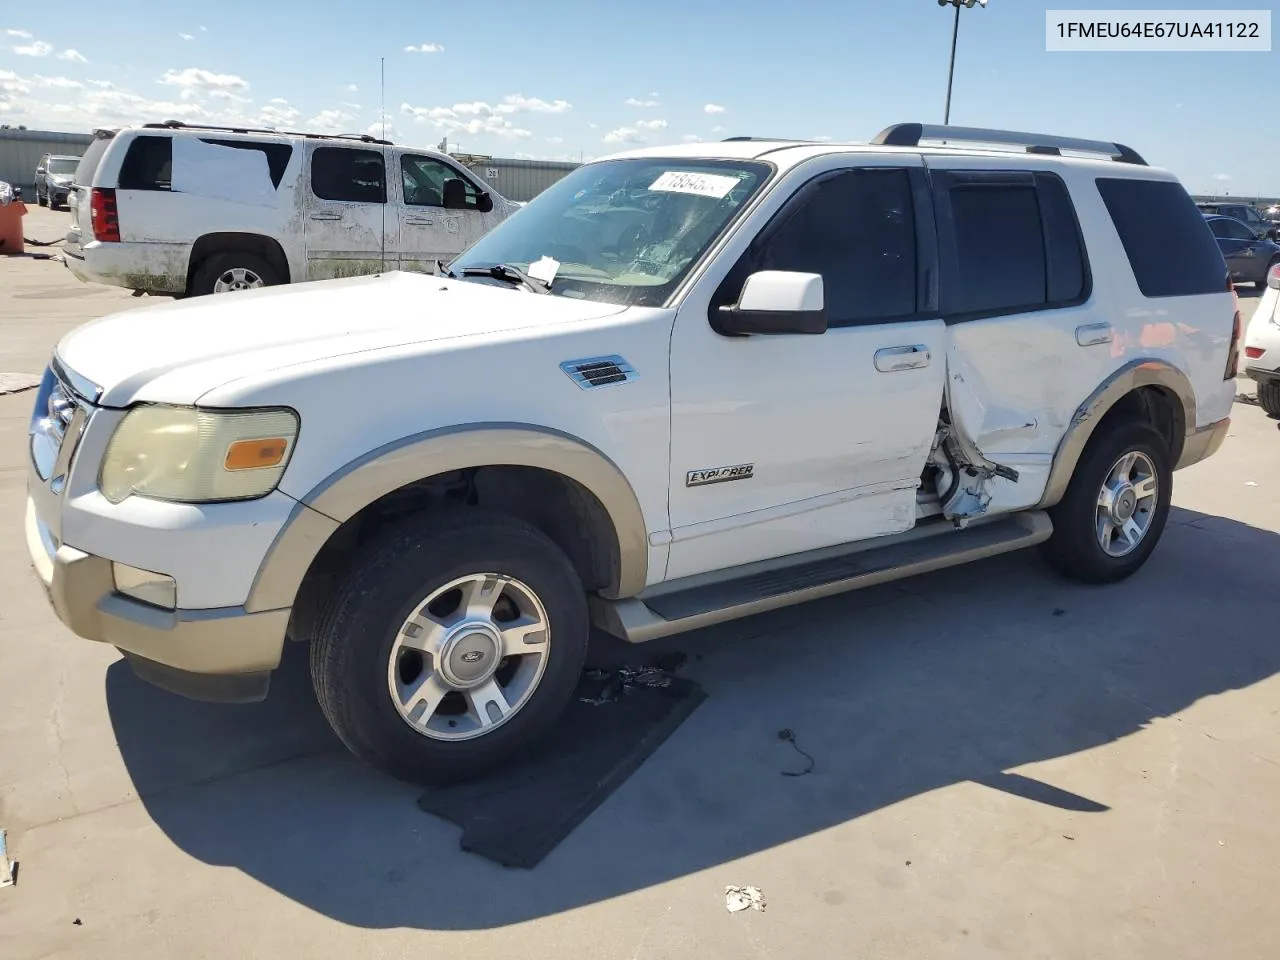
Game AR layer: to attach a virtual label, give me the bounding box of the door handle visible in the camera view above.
[874,345,931,372]
[309,212,342,221]
[1075,322,1113,347]
[404,217,435,225]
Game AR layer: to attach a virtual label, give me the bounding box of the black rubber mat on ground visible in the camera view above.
[418,663,706,869]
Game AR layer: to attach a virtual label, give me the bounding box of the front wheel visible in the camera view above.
[36,188,47,207]
[1040,422,1173,584]
[1259,257,1280,290]
[310,508,590,785]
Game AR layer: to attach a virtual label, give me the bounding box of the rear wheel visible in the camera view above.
[310,508,590,785]
[190,251,281,296]
[1040,422,1172,584]
[1258,380,1280,418]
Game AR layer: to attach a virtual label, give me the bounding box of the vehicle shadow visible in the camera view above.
[105,506,1280,930]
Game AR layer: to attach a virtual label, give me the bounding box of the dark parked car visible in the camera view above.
[1198,201,1276,240]
[1205,214,1280,288]
[34,153,80,209]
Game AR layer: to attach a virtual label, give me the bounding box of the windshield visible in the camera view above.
[450,158,772,307]
[47,158,79,175]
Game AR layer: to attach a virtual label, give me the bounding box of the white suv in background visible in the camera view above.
[1243,261,1280,416]
[28,124,1238,786]
[63,122,521,297]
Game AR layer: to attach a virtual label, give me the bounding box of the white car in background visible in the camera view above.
[63,122,520,297]
[1243,261,1280,416]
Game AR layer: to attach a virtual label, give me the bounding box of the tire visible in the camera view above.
[36,189,47,208]
[1259,257,1280,290]
[1258,380,1280,419]
[189,251,281,296]
[1040,422,1173,584]
[310,507,590,785]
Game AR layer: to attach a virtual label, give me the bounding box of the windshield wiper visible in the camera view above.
[457,263,550,294]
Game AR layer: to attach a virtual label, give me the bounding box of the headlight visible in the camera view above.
[99,405,299,504]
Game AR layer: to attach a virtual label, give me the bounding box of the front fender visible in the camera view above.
[245,422,650,613]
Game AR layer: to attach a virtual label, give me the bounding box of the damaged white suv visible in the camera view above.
[26,124,1239,784]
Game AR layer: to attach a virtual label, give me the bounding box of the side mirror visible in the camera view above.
[715,270,827,336]
[476,190,494,214]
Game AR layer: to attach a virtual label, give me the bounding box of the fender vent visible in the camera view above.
[560,355,638,389]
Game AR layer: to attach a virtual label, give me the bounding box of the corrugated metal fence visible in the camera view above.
[454,156,581,203]
[0,129,93,195]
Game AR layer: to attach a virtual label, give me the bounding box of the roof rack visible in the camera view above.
[142,120,394,146]
[871,123,1146,166]
[721,136,816,143]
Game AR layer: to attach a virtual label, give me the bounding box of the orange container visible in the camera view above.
[0,199,27,256]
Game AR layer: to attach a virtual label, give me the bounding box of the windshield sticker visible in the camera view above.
[528,255,561,284]
[648,171,740,200]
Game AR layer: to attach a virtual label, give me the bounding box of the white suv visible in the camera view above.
[26,124,1238,785]
[1243,260,1280,415]
[62,122,520,297]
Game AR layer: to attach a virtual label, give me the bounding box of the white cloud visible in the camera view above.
[649,91,659,98]
[545,135,564,144]
[499,93,571,114]
[58,49,87,63]
[5,29,33,38]
[208,89,250,103]
[88,79,113,89]
[159,67,249,96]
[1213,173,1231,182]
[603,126,644,145]
[14,40,53,56]
[812,135,833,142]
[34,75,82,90]
[587,121,598,129]
[404,42,444,53]
[199,25,208,31]
[307,108,355,133]
[0,69,31,95]
[346,83,359,92]
[180,33,194,41]
[624,97,657,108]
[710,125,725,133]
[682,134,702,143]
[258,100,300,127]
[367,120,393,139]
[704,103,726,114]
[341,101,361,110]
[400,99,534,140]
[636,118,667,131]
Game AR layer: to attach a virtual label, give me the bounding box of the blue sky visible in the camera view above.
[0,0,1274,194]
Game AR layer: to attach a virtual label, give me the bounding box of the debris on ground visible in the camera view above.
[1053,608,1066,617]
[778,728,815,777]
[578,655,687,706]
[72,918,82,926]
[0,829,16,888]
[725,885,767,913]
[0,372,41,395]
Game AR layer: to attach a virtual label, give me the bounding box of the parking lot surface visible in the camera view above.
[3,204,1279,959]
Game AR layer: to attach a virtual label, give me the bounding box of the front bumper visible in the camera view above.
[26,496,289,702]
[1175,417,1231,470]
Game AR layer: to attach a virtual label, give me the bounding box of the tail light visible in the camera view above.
[89,187,119,243]
[1269,262,1280,290]
[1224,275,1243,380]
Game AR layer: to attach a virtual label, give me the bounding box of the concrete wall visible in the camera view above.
[0,129,94,195]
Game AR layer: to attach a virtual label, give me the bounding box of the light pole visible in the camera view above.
[939,0,987,125]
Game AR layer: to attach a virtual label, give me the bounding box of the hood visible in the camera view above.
[55,270,628,406]
[47,174,73,185]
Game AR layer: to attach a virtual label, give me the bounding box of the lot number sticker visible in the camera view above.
[649,170,740,199]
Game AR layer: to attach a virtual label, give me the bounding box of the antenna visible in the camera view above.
[379,56,386,275]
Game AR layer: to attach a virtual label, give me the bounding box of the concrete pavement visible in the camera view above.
[3,203,1280,959]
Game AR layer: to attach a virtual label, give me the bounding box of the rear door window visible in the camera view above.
[310,147,386,204]
[1096,178,1227,297]
[931,170,1091,319]
[200,139,293,188]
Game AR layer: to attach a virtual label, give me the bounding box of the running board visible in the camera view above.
[591,511,1053,643]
